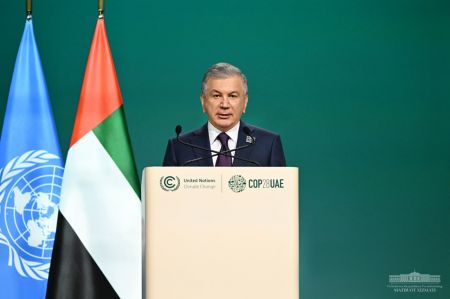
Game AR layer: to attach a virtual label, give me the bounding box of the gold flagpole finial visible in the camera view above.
[26,0,32,20]
[98,0,104,19]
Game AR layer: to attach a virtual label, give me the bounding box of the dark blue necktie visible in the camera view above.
[215,132,232,166]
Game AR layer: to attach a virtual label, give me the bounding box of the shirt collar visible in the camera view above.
[208,121,240,146]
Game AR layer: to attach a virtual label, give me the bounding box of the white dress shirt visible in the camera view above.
[208,122,240,166]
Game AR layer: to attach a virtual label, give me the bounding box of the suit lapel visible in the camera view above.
[189,123,213,166]
[233,121,255,166]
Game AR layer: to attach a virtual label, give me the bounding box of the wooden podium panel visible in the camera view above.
[143,167,299,299]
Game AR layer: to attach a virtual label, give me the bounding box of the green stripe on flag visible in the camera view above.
[93,107,140,196]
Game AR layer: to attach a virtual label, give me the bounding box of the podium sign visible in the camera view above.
[143,167,299,299]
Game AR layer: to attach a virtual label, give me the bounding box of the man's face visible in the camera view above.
[201,75,248,132]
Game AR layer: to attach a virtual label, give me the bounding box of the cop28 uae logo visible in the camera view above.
[160,176,180,191]
[0,150,63,280]
[228,175,246,193]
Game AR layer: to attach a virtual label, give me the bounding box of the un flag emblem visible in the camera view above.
[0,150,63,280]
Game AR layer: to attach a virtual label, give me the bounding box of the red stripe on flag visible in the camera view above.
[70,19,123,146]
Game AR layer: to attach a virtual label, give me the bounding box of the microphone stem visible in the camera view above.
[176,128,259,166]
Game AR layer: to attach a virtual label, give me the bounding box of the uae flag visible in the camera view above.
[46,18,141,299]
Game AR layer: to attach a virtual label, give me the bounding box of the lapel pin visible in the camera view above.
[246,136,254,144]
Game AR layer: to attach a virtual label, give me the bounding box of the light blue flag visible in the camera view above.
[0,19,64,298]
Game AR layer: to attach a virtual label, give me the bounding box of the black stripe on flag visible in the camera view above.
[46,211,119,299]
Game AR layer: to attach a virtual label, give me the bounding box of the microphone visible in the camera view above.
[175,125,182,136]
[175,125,260,166]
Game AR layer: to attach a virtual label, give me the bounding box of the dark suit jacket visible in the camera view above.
[163,121,286,166]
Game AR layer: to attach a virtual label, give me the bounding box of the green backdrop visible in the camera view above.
[1,0,449,298]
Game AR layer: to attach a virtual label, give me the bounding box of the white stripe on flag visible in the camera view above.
[59,131,141,299]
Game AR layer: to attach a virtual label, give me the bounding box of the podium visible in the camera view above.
[142,167,299,299]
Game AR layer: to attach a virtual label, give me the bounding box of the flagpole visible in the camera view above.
[26,0,32,19]
[98,0,104,18]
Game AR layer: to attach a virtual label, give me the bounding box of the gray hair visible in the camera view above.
[201,62,248,95]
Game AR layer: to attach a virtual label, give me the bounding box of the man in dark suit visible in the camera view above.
[163,62,286,166]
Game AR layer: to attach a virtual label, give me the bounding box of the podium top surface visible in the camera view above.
[144,166,299,170]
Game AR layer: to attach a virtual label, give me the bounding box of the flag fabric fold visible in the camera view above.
[47,19,141,299]
[0,19,63,298]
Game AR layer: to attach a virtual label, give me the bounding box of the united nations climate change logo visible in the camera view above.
[0,150,63,280]
[160,176,180,191]
[228,175,246,193]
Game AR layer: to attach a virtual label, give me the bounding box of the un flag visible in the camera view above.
[0,18,63,298]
